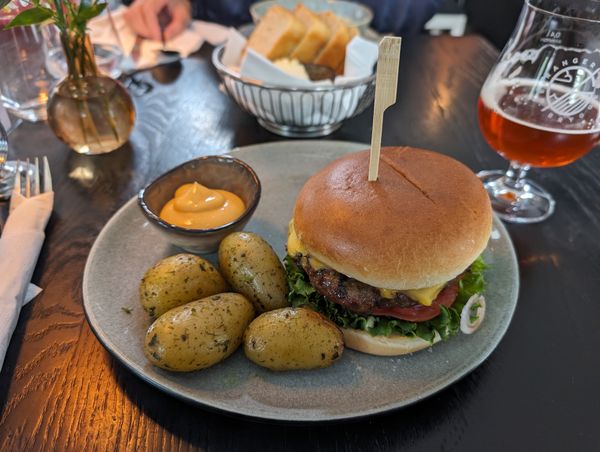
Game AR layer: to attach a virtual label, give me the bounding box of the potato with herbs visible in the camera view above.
[244,307,344,371]
[144,293,255,372]
[140,254,227,318]
[218,232,288,313]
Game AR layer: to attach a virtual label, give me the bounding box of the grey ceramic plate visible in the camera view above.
[83,141,519,422]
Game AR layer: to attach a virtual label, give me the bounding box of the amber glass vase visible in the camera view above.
[47,30,135,154]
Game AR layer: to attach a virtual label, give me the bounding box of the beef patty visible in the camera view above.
[298,256,462,321]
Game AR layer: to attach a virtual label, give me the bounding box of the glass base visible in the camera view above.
[478,169,555,224]
[257,118,342,137]
[2,98,47,122]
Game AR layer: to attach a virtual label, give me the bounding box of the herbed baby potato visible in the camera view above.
[144,293,255,372]
[244,307,344,371]
[218,232,289,313]
[139,254,228,318]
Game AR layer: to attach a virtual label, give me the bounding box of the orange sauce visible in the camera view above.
[159,182,245,229]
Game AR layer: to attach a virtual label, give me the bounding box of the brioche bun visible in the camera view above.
[341,328,441,356]
[293,147,492,290]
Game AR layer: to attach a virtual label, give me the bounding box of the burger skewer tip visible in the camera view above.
[368,36,402,182]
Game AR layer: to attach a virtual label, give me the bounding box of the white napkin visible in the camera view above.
[88,6,230,72]
[0,191,53,370]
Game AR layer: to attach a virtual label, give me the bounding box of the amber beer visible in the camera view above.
[478,83,600,168]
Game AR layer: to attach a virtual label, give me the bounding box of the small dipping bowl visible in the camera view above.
[138,155,261,254]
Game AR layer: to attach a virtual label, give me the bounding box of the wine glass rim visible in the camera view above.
[526,0,600,24]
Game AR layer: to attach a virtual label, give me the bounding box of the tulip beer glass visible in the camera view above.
[477,0,600,223]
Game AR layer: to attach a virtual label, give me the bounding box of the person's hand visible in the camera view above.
[124,0,192,41]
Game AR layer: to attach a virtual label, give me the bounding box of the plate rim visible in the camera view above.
[82,141,520,422]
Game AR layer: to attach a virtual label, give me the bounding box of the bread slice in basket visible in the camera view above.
[247,5,306,60]
[290,4,331,64]
[314,12,352,72]
[246,5,358,74]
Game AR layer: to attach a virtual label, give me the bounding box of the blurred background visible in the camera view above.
[426,0,524,48]
[118,0,526,49]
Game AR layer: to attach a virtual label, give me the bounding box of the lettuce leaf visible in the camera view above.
[285,255,486,343]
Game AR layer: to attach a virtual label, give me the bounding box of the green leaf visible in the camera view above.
[455,255,487,309]
[4,7,54,29]
[284,254,488,343]
[76,2,107,24]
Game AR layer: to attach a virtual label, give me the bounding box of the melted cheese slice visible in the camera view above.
[378,284,446,307]
[287,220,307,257]
[287,221,329,269]
[287,221,445,306]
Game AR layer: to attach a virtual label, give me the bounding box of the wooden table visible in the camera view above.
[1,35,599,451]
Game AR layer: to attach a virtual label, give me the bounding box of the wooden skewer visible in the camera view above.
[368,36,402,182]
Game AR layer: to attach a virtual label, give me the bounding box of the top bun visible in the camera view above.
[292,147,492,290]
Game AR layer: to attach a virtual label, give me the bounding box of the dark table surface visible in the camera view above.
[1,35,599,451]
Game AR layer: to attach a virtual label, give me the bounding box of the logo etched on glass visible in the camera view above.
[545,65,600,117]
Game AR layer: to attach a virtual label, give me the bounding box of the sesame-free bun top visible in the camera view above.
[292,147,493,290]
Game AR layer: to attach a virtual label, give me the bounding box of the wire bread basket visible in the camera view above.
[212,45,376,137]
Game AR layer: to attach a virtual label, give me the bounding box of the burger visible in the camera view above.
[285,147,492,356]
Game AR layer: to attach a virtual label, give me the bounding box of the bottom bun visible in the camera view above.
[342,328,442,356]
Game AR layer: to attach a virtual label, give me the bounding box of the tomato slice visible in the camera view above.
[371,281,459,322]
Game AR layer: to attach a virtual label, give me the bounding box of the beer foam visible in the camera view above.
[481,78,600,135]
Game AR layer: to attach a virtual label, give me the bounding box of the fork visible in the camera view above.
[13,157,53,200]
[0,122,7,169]
[0,122,10,200]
